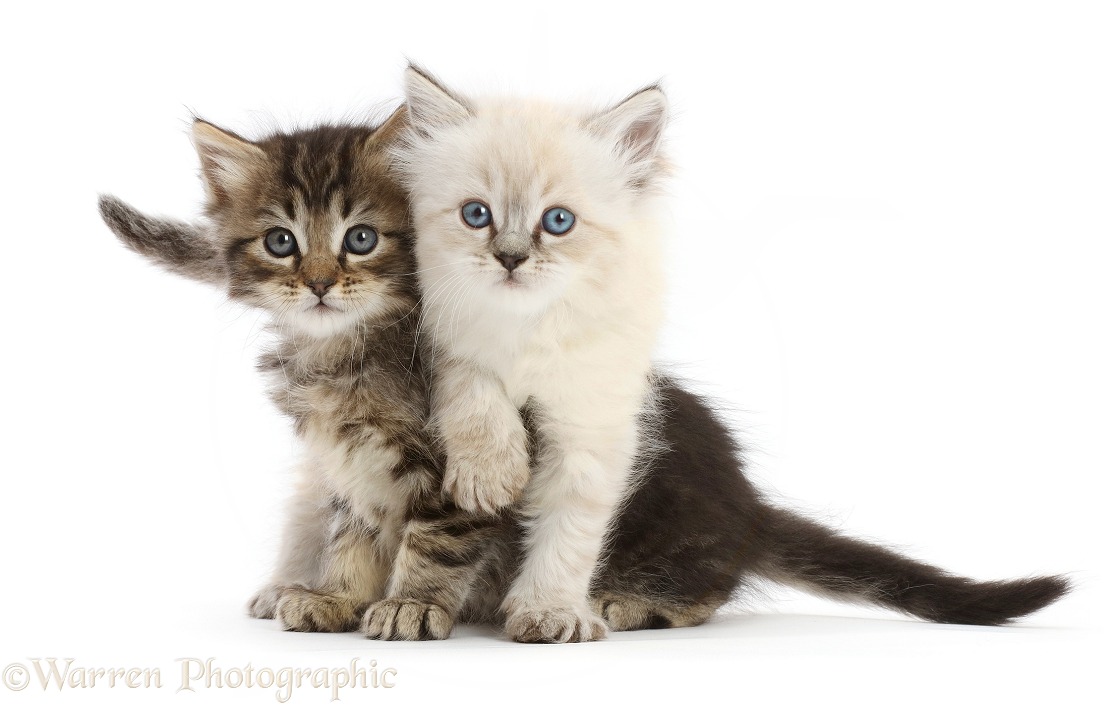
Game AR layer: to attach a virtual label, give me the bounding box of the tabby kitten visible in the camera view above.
[393,65,1069,642]
[99,111,504,638]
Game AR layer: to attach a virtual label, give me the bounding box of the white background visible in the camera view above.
[2,1,1110,704]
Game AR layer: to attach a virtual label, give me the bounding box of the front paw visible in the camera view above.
[444,452,529,514]
[361,598,454,640]
[276,587,361,633]
[506,606,608,644]
[247,584,285,619]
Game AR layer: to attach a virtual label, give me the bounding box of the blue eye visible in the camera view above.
[541,207,575,236]
[264,228,297,257]
[344,225,378,255]
[461,201,492,229]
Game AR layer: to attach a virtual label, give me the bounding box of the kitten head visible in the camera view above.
[102,108,415,340]
[194,110,416,338]
[393,65,670,317]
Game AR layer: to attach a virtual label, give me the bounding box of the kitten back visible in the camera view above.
[628,377,1070,627]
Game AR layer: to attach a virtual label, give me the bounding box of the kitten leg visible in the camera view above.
[502,419,639,643]
[589,594,717,631]
[248,473,330,619]
[362,500,505,640]
[276,507,389,633]
[435,360,531,514]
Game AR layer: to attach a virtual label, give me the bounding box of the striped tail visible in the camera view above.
[98,194,225,286]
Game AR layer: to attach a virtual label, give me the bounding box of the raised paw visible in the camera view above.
[275,587,362,633]
[443,453,530,514]
[506,606,608,644]
[361,598,454,640]
[247,584,286,619]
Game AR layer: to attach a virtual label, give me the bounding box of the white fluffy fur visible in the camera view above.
[396,67,670,642]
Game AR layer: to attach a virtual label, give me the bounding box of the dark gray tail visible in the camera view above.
[756,504,1069,625]
[98,194,226,286]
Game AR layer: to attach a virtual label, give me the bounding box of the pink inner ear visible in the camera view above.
[588,88,669,169]
[623,114,665,164]
[191,121,266,202]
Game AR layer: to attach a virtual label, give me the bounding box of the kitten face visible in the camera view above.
[194,113,414,338]
[395,67,669,316]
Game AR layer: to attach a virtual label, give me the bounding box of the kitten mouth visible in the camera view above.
[309,301,339,313]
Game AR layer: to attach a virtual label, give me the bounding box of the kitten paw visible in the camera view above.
[275,587,361,633]
[591,596,671,631]
[247,584,285,619]
[590,594,715,630]
[361,598,454,640]
[444,453,530,514]
[506,606,608,644]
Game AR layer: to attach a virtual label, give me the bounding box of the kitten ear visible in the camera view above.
[586,86,669,186]
[99,194,226,287]
[191,119,266,206]
[403,64,472,132]
[374,101,410,141]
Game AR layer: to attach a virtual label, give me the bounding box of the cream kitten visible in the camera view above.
[394,66,671,642]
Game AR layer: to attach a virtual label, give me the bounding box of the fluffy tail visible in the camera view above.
[755,504,1070,625]
[98,194,226,286]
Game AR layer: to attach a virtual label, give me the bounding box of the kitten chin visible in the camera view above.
[479,274,567,313]
[286,301,378,339]
[287,310,353,339]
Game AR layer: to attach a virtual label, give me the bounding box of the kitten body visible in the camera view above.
[396,67,674,641]
[393,66,1070,642]
[100,114,501,637]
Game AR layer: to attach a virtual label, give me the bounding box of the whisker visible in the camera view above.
[403,259,474,277]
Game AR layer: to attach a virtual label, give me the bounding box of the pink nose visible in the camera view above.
[307,278,335,298]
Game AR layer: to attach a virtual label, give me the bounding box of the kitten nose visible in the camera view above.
[306,277,336,298]
[495,252,528,272]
